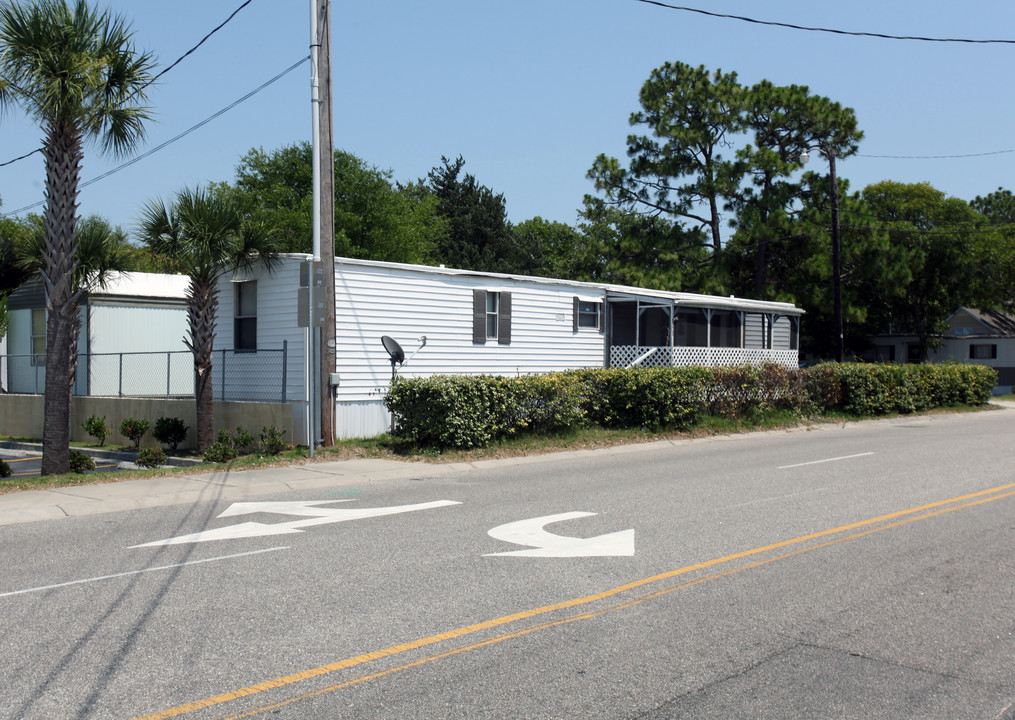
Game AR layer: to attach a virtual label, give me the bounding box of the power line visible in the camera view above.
[858,149,1015,159]
[631,0,1015,44]
[0,0,255,168]
[1,56,309,218]
[147,0,254,86]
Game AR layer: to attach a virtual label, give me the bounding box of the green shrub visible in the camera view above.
[119,418,150,449]
[81,415,108,446]
[69,450,95,474]
[152,417,188,451]
[136,447,167,468]
[216,426,255,453]
[259,425,288,455]
[203,442,238,463]
[0,460,11,478]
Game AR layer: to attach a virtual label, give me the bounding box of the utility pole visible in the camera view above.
[311,0,336,446]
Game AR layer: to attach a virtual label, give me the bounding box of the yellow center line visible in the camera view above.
[132,480,1015,720]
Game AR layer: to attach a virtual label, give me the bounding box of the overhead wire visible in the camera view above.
[0,0,255,169]
[2,56,309,217]
[631,0,1015,44]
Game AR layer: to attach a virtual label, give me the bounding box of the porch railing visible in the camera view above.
[610,345,798,369]
[0,343,289,403]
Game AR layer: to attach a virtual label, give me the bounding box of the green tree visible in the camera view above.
[0,203,33,296]
[422,156,520,272]
[512,216,595,281]
[858,181,992,357]
[731,80,861,297]
[971,187,1015,226]
[139,188,280,452]
[588,62,747,253]
[578,198,716,292]
[213,142,446,264]
[0,0,155,474]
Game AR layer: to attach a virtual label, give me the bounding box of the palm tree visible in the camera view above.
[140,188,280,452]
[0,0,155,474]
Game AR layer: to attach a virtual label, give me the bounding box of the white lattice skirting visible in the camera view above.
[610,346,798,369]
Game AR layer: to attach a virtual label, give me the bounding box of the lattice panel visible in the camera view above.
[609,346,798,369]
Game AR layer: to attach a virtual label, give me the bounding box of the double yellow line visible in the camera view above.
[135,480,1015,720]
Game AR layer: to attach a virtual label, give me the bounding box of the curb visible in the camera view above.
[0,440,205,468]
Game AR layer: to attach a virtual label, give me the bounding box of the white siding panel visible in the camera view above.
[744,314,765,349]
[773,316,792,349]
[333,263,607,404]
[6,309,44,394]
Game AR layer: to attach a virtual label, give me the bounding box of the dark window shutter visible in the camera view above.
[498,291,511,345]
[599,302,605,332]
[573,297,579,332]
[993,344,998,359]
[473,290,486,344]
[969,344,975,359]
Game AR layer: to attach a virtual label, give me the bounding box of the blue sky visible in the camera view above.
[2,0,1014,239]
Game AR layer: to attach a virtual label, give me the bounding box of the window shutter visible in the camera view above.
[969,344,975,359]
[993,344,998,359]
[498,291,511,345]
[599,302,605,332]
[473,290,486,344]
[573,297,579,332]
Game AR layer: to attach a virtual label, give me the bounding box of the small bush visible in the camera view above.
[153,417,188,451]
[81,415,108,446]
[259,425,288,455]
[136,447,167,468]
[0,460,11,478]
[69,450,95,474]
[120,418,150,449]
[204,442,238,463]
[216,426,255,453]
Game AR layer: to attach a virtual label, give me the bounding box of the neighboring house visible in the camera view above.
[214,255,804,442]
[3,272,190,396]
[864,307,1015,393]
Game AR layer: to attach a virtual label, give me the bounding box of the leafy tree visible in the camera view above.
[588,62,747,253]
[139,188,280,452]
[731,80,861,297]
[0,0,155,475]
[512,216,595,281]
[858,181,992,357]
[971,187,1015,226]
[213,142,446,264]
[578,198,716,293]
[421,156,520,272]
[0,203,32,296]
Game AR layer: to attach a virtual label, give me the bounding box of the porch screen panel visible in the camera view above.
[710,310,741,348]
[674,308,707,347]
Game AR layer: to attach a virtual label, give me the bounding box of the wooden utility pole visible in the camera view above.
[315,0,336,445]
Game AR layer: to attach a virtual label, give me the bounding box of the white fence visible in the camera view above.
[610,345,799,369]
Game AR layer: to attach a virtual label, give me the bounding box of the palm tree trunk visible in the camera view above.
[40,121,82,476]
[186,279,219,452]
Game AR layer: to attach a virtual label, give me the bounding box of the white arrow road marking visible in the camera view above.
[130,499,461,547]
[484,511,635,558]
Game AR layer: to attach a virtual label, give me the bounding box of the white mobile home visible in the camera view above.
[216,255,803,442]
[4,272,190,396]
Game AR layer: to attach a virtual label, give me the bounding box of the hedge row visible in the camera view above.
[384,362,997,449]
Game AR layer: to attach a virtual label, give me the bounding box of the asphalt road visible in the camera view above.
[1,409,1013,719]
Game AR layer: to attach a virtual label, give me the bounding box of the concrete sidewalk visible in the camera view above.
[3,400,1011,527]
[0,458,475,527]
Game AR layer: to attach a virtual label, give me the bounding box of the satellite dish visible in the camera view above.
[381,335,405,365]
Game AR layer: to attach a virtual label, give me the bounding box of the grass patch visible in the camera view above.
[0,403,995,495]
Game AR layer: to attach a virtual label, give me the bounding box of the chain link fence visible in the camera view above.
[0,343,289,402]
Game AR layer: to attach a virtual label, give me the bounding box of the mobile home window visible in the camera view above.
[486,292,499,339]
[31,308,46,365]
[234,280,257,351]
[970,343,997,360]
[472,289,512,345]
[573,298,603,331]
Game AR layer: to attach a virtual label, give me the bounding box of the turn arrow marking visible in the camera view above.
[484,511,635,557]
[130,499,461,547]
